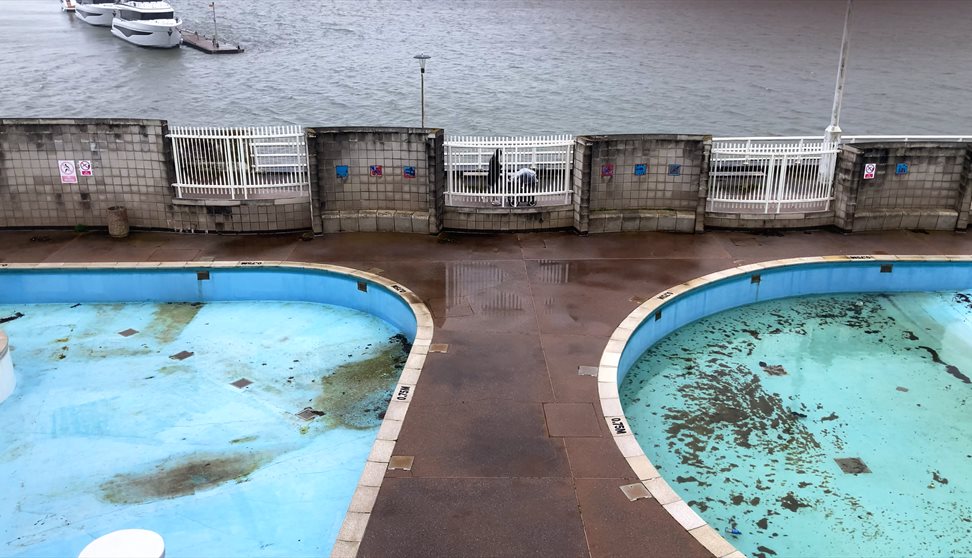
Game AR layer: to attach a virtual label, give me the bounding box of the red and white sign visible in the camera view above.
[78,160,93,177]
[863,163,876,180]
[58,160,78,184]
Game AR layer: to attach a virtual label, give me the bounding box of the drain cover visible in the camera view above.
[577,365,598,377]
[388,456,414,471]
[230,378,253,389]
[835,457,871,474]
[296,407,325,421]
[429,343,449,353]
[118,328,139,337]
[620,483,653,501]
[169,350,194,360]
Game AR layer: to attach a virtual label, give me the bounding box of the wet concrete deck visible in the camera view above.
[2,228,970,557]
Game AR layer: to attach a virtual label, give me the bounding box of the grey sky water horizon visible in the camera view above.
[1,0,970,136]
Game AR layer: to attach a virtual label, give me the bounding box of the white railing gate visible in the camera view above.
[708,137,839,214]
[445,135,574,208]
[169,125,310,200]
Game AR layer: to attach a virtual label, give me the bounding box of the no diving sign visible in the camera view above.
[58,160,77,184]
[863,163,877,180]
[78,160,93,177]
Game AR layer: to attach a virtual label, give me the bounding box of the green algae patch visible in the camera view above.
[100,451,272,504]
[313,336,409,430]
[158,364,190,376]
[144,303,203,344]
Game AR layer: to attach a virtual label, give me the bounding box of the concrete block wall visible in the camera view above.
[572,137,593,233]
[834,142,970,232]
[0,118,171,229]
[958,148,972,229]
[0,119,315,233]
[833,145,863,230]
[169,199,313,233]
[311,127,443,234]
[442,207,573,232]
[579,134,709,233]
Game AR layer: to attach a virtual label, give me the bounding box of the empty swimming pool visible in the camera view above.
[608,258,972,558]
[0,265,423,557]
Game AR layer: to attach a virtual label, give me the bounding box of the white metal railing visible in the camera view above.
[843,135,972,143]
[169,125,310,200]
[714,135,972,143]
[708,138,839,214]
[708,135,972,214]
[445,135,574,208]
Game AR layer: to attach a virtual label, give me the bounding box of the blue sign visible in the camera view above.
[336,165,349,178]
[895,163,909,175]
[668,163,682,176]
[634,163,647,176]
[403,166,416,178]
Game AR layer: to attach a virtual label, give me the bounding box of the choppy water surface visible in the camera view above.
[621,291,972,558]
[2,0,971,134]
[0,301,408,557]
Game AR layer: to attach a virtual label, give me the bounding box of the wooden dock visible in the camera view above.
[180,29,244,54]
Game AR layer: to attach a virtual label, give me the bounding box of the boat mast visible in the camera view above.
[209,2,219,47]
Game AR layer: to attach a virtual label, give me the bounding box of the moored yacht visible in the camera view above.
[111,1,181,48]
[75,0,116,26]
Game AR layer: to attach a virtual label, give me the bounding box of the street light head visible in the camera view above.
[413,53,431,71]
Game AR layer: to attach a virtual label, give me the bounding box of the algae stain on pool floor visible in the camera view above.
[314,334,410,430]
[100,452,274,504]
[144,302,204,344]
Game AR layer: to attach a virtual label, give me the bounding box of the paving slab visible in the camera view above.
[358,477,589,558]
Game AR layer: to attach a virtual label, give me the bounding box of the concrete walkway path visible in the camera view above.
[2,228,969,557]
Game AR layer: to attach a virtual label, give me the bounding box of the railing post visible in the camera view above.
[170,130,184,199]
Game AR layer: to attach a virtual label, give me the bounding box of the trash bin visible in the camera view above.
[107,206,130,238]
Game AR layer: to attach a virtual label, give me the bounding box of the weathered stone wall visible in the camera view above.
[311,127,443,234]
[4,120,970,236]
[0,119,315,233]
[0,119,172,229]
[833,142,970,232]
[441,207,574,232]
[579,134,709,233]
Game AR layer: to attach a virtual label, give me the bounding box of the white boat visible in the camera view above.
[110,1,181,49]
[61,0,77,11]
[75,0,115,26]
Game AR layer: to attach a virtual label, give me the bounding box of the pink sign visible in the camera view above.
[78,160,93,177]
[58,160,77,184]
[863,163,876,180]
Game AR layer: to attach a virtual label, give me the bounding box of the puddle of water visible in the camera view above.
[0,301,407,557]
[621,291,972,558]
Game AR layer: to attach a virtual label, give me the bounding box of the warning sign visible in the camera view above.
[78,160,93,177]
[58,160,77,184]
[863,163,876,180]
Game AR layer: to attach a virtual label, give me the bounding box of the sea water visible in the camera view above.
[0,301,408,557]
[621,291,972,558]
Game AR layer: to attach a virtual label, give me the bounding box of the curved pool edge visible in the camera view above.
[0,260,434,558]
[596,254,972,558]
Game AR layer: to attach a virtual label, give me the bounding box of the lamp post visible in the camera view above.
[413,54,431,128]
[819,0,852,185]
[825,0,853,146]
